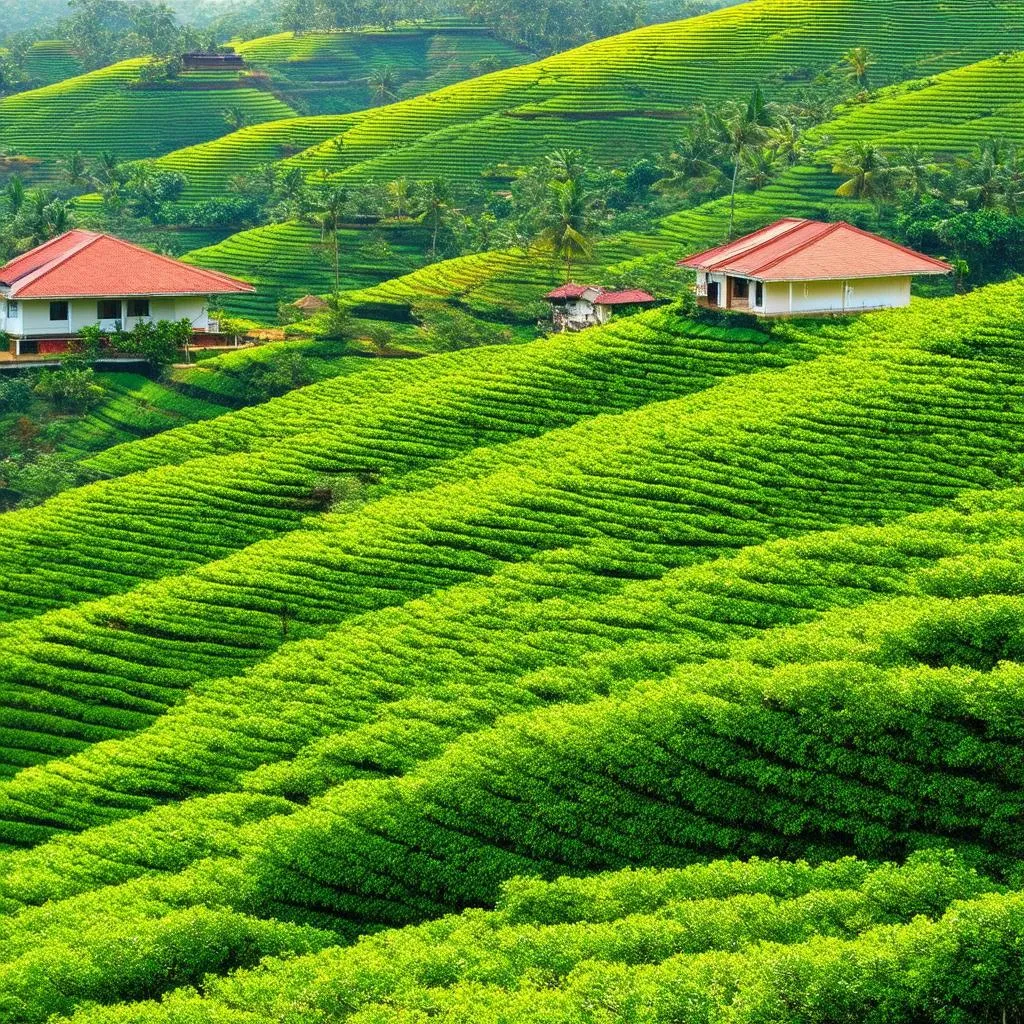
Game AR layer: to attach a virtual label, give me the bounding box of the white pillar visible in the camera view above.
[788,282,793,313]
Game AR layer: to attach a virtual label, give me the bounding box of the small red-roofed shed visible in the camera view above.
[544,283,656,331]
[679,219,951,316]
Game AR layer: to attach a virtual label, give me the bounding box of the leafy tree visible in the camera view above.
[537,177,594,283]
[385,178,415,220]
[842,45,875,90]
[714,85,774,238]
[33,365,104,411]
[58,151,90,192]
[832,142,892,205]
[367,66,399,106]
[222,105,252,132]
[415,178,458,258]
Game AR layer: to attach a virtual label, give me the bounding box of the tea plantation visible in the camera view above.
[0,280,1020,1019]
[182,2,1024,322]
[0,2,1024,1020]
[0,59,297,177]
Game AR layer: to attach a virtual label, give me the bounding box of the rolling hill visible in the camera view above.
[178,0,1024,319]
[231,21,532,115]
[0,280,1021,1017]
[0,58,297,179]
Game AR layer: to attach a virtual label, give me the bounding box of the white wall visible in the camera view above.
[6,296,209,337]
[760,276,913,316]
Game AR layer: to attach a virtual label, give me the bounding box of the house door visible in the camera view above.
[707,281,720,306]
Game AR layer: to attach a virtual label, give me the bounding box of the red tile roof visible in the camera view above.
[596,288,656,305]
[0,230,255,299]
[545,283,598,300]
[544,283,656,304]
[679,219,952,281]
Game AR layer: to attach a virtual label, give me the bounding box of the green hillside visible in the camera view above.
[181,0,1024,319]
[279,0,1024,189]
[52,854,1024,1024]
[233,22,532,115]
[0,58,296,179]
[20,40,84,88]
[0,286,1018,1015]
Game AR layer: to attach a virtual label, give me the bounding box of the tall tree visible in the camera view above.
[368,66,399,106]
[537,177,594,283]
[832,142,892,206]
[842,46,875,90]
[715,86,773,239]
[416,178,456,258]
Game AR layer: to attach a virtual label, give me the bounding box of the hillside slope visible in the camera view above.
[232,22,531,115]
[0,275,1020,1017]
[0,59,296,179]
[183,1,1024,318]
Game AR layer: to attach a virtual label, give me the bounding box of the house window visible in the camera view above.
[49,301,69,321]
[754,281,764,307]
[97,299,121,320]
[6,300,17,318]
[733,278,749,299]
[126,298,150,318]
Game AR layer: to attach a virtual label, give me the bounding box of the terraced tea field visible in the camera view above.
[0,59,296,178]
[181,0,1024,324]
[0,281,1023,1017]
[274,0,1024,190]
[233,22,531,115]
[20,40,83,88]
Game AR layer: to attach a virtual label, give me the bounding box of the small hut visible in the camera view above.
[544,284,656,331]
[293,294,330,315]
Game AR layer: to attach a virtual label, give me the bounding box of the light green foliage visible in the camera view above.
[0,58,296,177]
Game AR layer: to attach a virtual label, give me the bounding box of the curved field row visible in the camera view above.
[233,25,530,115]
[0,514,1023,1019]
[0,283,1017,826]
[0,59,296,175]
[182,220,430,319]
[21,40,83,88]
[274,0,1024,190]
[6,851,1018,1024]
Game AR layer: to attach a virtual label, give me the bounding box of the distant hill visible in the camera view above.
[179,0,1024,317]
[232,20,532,115]
[0,58,296,179]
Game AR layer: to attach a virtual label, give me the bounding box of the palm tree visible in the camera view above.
[892,145,937,199]
[842,46,875,90]
[537,177,594,283]
[741,146,781,190]
[368,66,399,106]
[545,148,587,185]
[832,142,892,205]
[91,151,122,190]
[656,121,723,192]
[767,118,803,166]
[5,175,25,217]
[716,86,774,238]
[59,151,90,191]
[416,178,455,258]
[222,105,251,131]
[317,185,350,293]
[386,177,413,219]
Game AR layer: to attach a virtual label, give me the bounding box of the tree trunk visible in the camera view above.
[728,153,740,240]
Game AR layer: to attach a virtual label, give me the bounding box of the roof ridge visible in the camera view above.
[89,232,255,288]
[746,220,842,276]
[8,232,105,296]
[683,218,809,270]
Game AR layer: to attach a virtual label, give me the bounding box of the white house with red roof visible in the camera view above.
[0,230,255,357]
[679,219,951,317]
[544,283,656,331]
